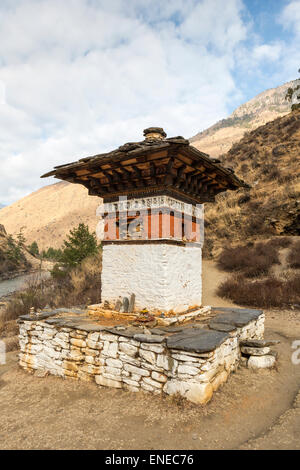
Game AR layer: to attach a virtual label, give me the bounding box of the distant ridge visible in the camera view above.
[190,80,299,157]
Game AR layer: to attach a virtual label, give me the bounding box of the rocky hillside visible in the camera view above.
[0,182,100,250]
[190,80,299,157]
[204,109,300,257]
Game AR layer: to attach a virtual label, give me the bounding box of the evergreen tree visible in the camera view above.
[28,241,39,256]
[60,223,99,269]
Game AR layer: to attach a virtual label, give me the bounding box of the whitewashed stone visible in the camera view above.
[119,337,140,347]
[156,354,178,373]
[248,355,276,369]
[185,383,213,404]
[80,364,102,375]
[56,332,69,341]
[119,342,138,356]
[211,370,228,391]
[121,370,130,377]
[28,344,43,354]
[100,332,119,342]
[151,371,167,383]
[119,353,141,367]
[177,364,200,376]
[95,375,122,388]
[131,373,142,382]
[68,349,85,361]
[104,366,122,377]
[85,348,99,357]
[143,377,163,389]
[139,349,156,365]
[52,337,69,349]
[70,338,86,348]
[102,341,118,358]
[43,346,61,359]
[140,343,164,354]
[163,379,190,396]
[124,363,150,377]
[123,378,140,387]
[88,332,100,342]
[106,357,123,368]
[171,352,204,363]
[85,355,95,364]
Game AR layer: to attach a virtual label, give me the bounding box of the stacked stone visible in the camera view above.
[18,308,267,405]
[240,339,278,369]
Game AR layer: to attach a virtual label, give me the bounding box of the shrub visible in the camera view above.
[217,274,300,308]
[287,240,300,269]
[266,237,292,249]
[217,241,279,278]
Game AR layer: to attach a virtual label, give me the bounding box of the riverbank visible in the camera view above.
[0,271,51,299]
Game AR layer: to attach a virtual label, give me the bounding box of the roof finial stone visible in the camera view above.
[143,127,167,141]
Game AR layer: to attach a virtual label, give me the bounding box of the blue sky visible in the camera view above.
[0,0,299,204]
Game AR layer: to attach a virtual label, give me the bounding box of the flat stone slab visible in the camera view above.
[133,334,165,343]
[240,339,280,348]
[241,346,270,356]
[104,327,142,338]
[71,323,105,332]
[166,328,228,353]
[210,307,263,328]
[18,312,56,322]
[208,322,237,332]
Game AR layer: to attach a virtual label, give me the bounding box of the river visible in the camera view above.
[0,272,51,298]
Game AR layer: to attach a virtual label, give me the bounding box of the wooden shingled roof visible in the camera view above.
[41,127,249,205]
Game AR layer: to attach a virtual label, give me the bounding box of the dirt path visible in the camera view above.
[202,259,237,307]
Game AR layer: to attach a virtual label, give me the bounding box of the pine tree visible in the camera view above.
[60,223,99,269]
[29,241,39,256]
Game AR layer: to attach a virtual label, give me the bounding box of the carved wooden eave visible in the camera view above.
[41,131,249,204]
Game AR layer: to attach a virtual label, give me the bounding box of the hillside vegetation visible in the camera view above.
[204,109,300,258]
[0,225,33,279]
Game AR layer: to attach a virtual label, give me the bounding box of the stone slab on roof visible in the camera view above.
[166,328,229,353]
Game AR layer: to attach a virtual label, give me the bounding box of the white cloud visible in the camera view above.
[280,0,300,36]
[0,0,298,205]
[252,44,283,62]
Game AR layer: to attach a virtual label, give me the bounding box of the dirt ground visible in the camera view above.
[0,261,300,450]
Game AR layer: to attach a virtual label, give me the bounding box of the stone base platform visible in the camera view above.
[18,307,265,405]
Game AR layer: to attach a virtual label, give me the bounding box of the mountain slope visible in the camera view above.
[190,80,299,157]
[0,182,100,250]
[204,109,300,257]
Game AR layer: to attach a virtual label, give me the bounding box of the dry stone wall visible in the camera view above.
[18,309,265,405]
